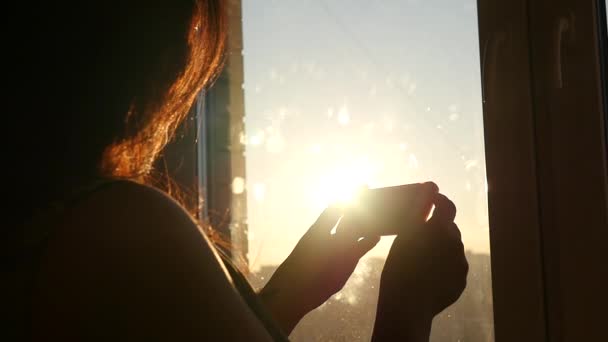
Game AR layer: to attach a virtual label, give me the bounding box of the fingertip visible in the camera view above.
[314,205,343,226]
[428,193,457,223]
[355,235,381,255]
[362,235,381,244]
[370,235,381,245]
[424,181,440,194]
[327,204,346,216]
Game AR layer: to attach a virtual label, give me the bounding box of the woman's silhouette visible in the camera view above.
[10,1,468,340]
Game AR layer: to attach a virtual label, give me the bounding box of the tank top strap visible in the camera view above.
[22,178,126,254]
[220,255,291,341]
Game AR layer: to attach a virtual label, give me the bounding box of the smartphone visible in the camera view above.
[345,182,438,236]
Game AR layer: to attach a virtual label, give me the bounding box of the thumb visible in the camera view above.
[430,193,457,223]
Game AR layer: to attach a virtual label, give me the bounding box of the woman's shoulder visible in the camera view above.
[72,179,192,220]
[32,180,273,340]
[40,179,223,281]
[53,180,204,253]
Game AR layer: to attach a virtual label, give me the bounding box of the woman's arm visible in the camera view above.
[256,206,380,334]
[32,181,273,341]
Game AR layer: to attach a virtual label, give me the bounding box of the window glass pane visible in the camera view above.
[241,0,493,340]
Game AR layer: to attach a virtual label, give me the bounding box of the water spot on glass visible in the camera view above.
[356,67,368,80]
[327,107,335,119]
[465,159,479,170]
[232,177,245,195]
[253,183,266,202]
[279,107,287,118]
[239,132,247,145]
[254,84,262,93]
[313,68,326,80]
[309,144,322,154]
[449,113,460,121]
[304,62,316,74]
[408,83,417,95]
[466,181,472,192]
[369,85,378,97]
[408,154,419,169]
[269,68,278,80]
[386,76,394,88]
[289,62,300,73]
[437,125,443,130]
[338,105,350,125]
[250,131,265,146]
[399,143,408,151]
[449,104,460,112]
[426,106,432,112]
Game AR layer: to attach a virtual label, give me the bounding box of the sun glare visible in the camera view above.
[312,157,376,208]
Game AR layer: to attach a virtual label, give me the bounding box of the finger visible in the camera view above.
[431,193,457,223]
[333,213,368,242]
[448,222,462,240]
[353,235,381,258]
[423,181,440,194]
[310,206,343,235]
[428,221,464,248]
[442,225,466,266]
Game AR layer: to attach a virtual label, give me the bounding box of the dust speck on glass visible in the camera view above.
[236,0,493,340]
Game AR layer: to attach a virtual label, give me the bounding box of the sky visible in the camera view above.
[240,0,489,270]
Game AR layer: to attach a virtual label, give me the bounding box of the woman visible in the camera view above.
[11,1,468,340]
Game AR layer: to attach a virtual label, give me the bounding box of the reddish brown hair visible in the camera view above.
[101,1,226,181]
[13,1,226,222]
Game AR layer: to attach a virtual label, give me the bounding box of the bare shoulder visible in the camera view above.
[72,180,201,233]
[49,180,219,269]
[33,181,271,340]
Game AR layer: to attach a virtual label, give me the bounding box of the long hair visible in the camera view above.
[11,1,226,225]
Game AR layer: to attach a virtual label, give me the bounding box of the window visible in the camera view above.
[199,0,494,340]
[194,0,608,340]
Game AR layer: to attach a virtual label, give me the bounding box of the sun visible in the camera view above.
[312,157,376,208]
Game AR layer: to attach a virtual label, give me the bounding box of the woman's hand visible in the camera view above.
[259,207,380,334]
[372,193,468,342]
